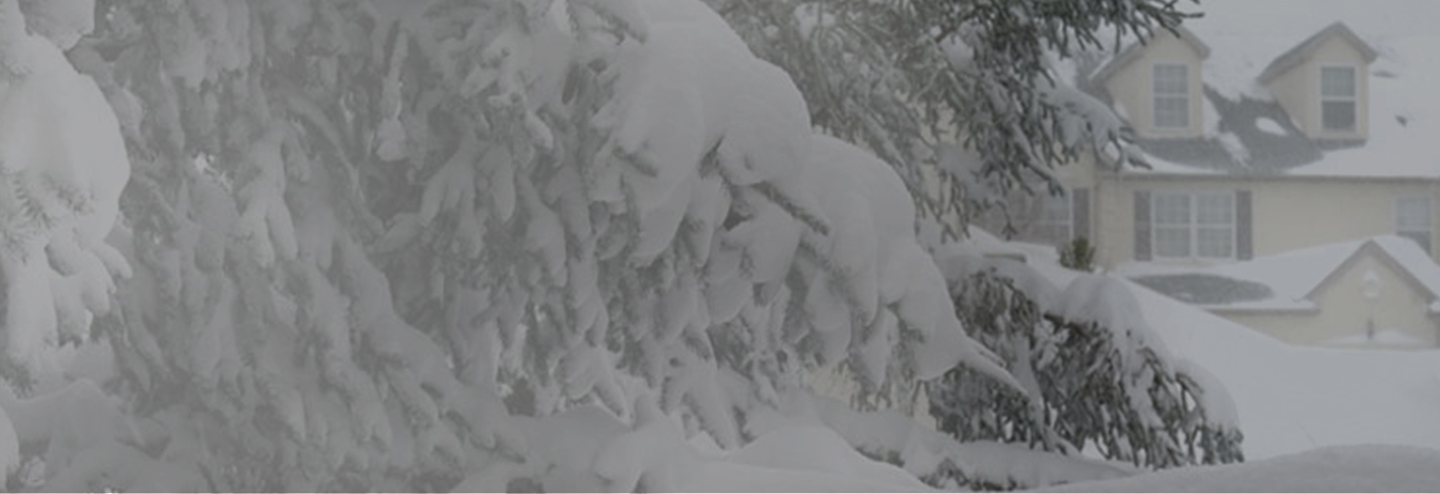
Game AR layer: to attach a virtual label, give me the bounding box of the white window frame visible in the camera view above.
[1396,196,1433,254]
[1152,191,1237,261]
[1319,64,1358,132]
[1152,63,1190,130]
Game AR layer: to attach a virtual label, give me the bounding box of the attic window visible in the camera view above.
[1152,63,1189,129]
[1320,66,1357,131]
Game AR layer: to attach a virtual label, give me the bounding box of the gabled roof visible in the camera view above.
[1303,237,1440,304]
[1089,25,1211,84]
[1257,22,1380,84]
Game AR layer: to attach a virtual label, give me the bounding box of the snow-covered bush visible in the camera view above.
[1058,236,1096,272]
[929,254,1243,485]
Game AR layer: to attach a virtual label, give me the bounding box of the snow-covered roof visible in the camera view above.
[1088,1,1440,179]
[1088,25,1211,84]
[1117,235,1440,312]
[1256,22,1379,84]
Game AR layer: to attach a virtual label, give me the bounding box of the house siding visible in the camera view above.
[1091,175,1440,268]
[1218,253,1439,348]
[1103,32,1207,139]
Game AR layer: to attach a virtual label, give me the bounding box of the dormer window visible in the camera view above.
[1153,63,1190,129]
[1320,66,1357,131]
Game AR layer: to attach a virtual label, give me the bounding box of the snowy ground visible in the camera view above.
[684,229,1440,492]
[1123,277,1440,459]
[1040,444,1440,492]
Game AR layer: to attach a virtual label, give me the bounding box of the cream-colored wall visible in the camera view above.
[1216,253,1439,348]
[1265,35,1371,140]
[1104,33,1206,139]
[1089,175,1440,268]
[1268,60,1313,134]
[1054,152,1098,188]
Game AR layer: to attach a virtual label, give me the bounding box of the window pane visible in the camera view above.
[1154,227,1191,258]
[1153,194,1190,225]
[1154,97,1189,128]
[1397,197,1432,254]
[1153,64,1188,95]
[1397,197,1431,229]
[1321,67,1356,98]
[1153,64,1189,128]
[1196,193,1234,225]
[1322,101,1356,131]
[1197,227,1234,258]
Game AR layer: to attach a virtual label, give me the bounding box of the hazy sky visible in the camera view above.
[1192,0,1440,37]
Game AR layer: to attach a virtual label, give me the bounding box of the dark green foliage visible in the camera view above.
[1059,235,1096,272]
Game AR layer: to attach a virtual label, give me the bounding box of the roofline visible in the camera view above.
[1205,304,1319,316]
[1089,25,1211,85]
[1302,239,1440,302]
[1257,21,1380,84]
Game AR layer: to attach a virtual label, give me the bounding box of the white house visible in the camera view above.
[977,18,1440,349]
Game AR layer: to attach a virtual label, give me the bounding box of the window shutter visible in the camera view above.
[1236,189,1253,260]
[1135,190,1152,261]
[1072,188,1091,241]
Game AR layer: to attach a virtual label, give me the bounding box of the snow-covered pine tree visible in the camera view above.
[0,0,131,389]
[711,0,1245,481]
[930,252,1243,487]
[21,0,1013,490]
[708,0,1190,237]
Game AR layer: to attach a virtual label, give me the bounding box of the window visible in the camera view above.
[1153,192,1235,260]
[1320,66,1357,131]
[1029,192,1073,247]
[1396,196,1432,253]
[1196,194,1235,258]
[1152,63,1189,129]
